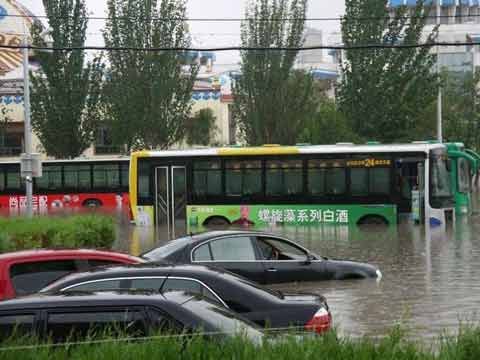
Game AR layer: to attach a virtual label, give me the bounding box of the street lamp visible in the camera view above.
[21,21,50,218]
[436,0,443,143]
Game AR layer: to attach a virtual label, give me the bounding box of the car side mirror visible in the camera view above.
[303,253,314,265]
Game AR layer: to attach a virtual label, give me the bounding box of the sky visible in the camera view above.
[20,0,345,64]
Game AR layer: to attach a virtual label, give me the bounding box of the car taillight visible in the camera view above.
[305,308,332,334]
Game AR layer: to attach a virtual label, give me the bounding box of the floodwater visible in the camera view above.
[114,195,480,341]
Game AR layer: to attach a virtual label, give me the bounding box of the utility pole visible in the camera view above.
[22,19,33,218]
[436,0,443,143]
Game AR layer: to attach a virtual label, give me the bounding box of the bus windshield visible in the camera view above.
[430,154,453,208]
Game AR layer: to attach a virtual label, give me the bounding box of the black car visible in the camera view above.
[0,291,263,344]
[41,264,332,334]
[142,231,382,284]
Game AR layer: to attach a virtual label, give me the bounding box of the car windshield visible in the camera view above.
[142,236,192,260]
[182,296,263,344]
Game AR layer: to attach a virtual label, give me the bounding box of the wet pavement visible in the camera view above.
[114,198,480,341]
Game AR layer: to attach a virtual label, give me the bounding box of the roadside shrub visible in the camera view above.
[0,215,115,252]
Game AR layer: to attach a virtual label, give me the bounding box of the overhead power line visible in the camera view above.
[6,12,480,22]
[2,42,479,52]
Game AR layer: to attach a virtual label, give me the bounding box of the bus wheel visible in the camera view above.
[204,217,230,229]
[83,199,102,208]
[357,215,389,228]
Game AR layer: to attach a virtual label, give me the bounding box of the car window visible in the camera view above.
[10,260,77,296]
[208,237,256,261]
[46,309,146,342]
[161,278,222,305]
[66,280,124,292]
[142,236,191,261]
[192,244,212,261]
[147,307,184,333]
[257,237,307,260]
[0,313,35,339]
[130,278,165,292]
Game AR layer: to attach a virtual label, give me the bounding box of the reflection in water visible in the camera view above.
[115,203,480,340]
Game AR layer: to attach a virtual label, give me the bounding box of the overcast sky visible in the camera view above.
[20,0,345,64]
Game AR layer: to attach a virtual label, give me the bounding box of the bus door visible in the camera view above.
[155,165,187,240]
[394,157,424,218]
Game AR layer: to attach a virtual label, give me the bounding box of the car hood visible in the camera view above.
[326,259,381,279]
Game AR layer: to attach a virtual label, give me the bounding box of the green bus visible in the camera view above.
[129,143,454,239]
[446,143,479,216]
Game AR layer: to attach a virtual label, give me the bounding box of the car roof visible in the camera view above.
[189,230,284,244]
[0,249,141,262]
[43,264,226,288]
[0,290,194,311]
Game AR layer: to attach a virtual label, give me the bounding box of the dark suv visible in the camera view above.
[0,291,263,344]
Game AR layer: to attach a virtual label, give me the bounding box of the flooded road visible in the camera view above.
[114,203,480,341]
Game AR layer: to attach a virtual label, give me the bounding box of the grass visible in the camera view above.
[2,327,480,360]
[0,215,116,252]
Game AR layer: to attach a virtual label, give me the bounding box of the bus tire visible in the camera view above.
[204,216,230,229]
[83,199,103,208]
[357,215,389,227]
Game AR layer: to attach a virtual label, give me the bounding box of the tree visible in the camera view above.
[233,0,317,145]
[185,108,217,146]
[337,0,438,142]
[103,0,198,151]
[31,0,103,158]
[441,70,480,150]
[298,97,361,145]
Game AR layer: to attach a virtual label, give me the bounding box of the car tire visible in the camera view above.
[357,215,388,229]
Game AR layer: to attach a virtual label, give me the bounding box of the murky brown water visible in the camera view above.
[114,196,480,341]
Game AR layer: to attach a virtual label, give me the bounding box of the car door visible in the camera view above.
[190,236,266,283]
[254,236,325,284]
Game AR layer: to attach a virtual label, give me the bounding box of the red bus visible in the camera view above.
[0,158,130,216]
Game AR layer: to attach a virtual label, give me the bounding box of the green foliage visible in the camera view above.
[337,0,438,142]
[4,327,480,360]
[233,0,317,145]
[103,0,198,152]
[441,71,480,151]
[0,215,115,252]
[185,108,217,146]
[30,0,104,159]
[298,97,362,145]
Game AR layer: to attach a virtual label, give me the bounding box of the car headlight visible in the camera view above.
[376,269,382,281]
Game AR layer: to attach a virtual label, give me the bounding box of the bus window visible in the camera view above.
[350,168,368,196]
[225,161,261,197]
[138,161,151,201]
[243,161,262,196]
[35,165,62,191]
[0,169,4,192]
[120,163,129,188]
[6,167,21,190]
[307,160,325,196]
[64,165,92,191]
[93,164,120,189]
[193,161,221,197]
[458,158,471,194]
[266,160,303,196]
[370,167,390,194]
[325,163,346,195]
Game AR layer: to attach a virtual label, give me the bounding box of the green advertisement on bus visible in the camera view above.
[186,204,397,232]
